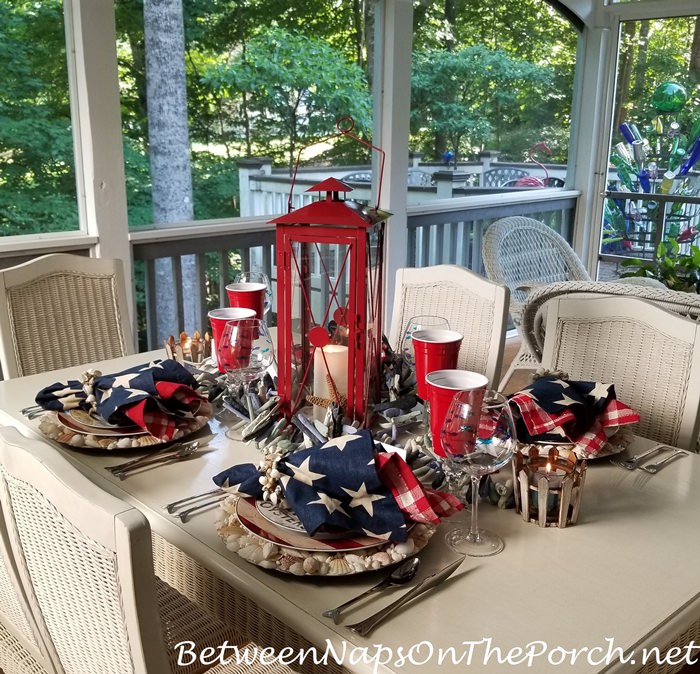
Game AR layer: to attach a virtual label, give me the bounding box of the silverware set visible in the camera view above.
[322,555,465,636]
[104,441,200,479]
[611,444,687,474]
[162,489,227,522]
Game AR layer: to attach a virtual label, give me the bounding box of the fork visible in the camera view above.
[163,488,224,513]
[105,441,199,474]
[639,450,687,474]
[108,443,199,479]
[175,495,228,522]
[611,444,671,471]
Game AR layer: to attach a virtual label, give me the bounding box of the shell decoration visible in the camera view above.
[214,495,435,576]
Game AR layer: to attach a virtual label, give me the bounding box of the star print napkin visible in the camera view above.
[509,374,640,456]
[213,430,462,542]
[35,360,212,442]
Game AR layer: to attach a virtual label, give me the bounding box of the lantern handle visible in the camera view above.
[286,116,386,213]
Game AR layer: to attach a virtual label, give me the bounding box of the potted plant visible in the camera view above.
[620,238,700,292]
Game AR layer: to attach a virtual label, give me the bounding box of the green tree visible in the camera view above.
[0,1,78,234]
[203,27,372,173]
[411,45,553,161]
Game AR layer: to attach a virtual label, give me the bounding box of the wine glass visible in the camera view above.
[399,315,450,371]
[440,389,517,557]
[234,270,273,316]
[217,318,275,436]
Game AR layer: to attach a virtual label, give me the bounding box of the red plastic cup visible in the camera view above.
[226,282,267,320]
[412,329,463,400]
[208,308,256,372]
[425,369,488,456]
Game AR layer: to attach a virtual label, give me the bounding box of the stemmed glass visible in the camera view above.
[440,389,517,557]
[234,271,273,317]
[399,315,450,371]
[217,318,275,437]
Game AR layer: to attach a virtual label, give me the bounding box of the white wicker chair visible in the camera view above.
[540,295,700,452]
[0,509,55,674]
[481,216,665,390]
[481,216,590,390]
[520,281,700,362]
[0,254,134,378]
[0,426,288,674]
[388,264,509,388]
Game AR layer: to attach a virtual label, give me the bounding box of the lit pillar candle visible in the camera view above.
[313,345,348,420]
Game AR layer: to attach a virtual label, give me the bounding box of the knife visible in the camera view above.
[346,555,466,636]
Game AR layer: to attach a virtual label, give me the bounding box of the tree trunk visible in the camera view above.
[614,21,637,130]
[144,0,200,342]
[631,20,650,102]
[690,16,700,85]
[364,1,374,89]
[444,0,456,51]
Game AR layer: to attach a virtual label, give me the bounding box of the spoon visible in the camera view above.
[321,557,420,624]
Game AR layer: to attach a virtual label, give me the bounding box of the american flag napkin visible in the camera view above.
[35,360,212,442]
[509,374,640,456]
[213,430,462,542]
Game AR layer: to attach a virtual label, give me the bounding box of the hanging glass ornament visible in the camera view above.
[651,82,688,114]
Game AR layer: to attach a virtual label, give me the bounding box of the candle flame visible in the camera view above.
[545,462,552,475]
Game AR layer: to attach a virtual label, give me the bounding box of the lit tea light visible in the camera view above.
[514,446,587,528]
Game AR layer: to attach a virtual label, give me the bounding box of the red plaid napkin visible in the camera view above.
[509,375,640,457]
[121,380,212,441]
[376,451,463,524]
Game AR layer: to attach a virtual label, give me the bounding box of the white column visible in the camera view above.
[567,15,618,276]
[66,0,135,348]
[373,0,413,336]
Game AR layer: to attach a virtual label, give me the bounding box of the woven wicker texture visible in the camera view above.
[482,217,589,320]
[0,622,46,674]
[542,296,700,451]
[481,217,591,389]
[388,265,509,388]
[0,425,249,674]
[152,533,350,674]
[3,470,143,673]
[0,254,132,378]
[520,282,700,361]
[635,618,700,674]
[0,553,41,658]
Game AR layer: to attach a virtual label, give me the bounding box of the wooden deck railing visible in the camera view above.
[129,190,579,350]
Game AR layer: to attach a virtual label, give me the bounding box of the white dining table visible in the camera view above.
[1,351,700,674]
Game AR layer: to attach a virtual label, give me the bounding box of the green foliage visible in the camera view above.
[0,0,78,235]
[411,45,553,161]
[191,153,240,220]
[2,0,696,235]
[620,238,700,293]
[202,27,372,172]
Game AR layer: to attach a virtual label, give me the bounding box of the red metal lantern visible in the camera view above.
[270,175,387,425]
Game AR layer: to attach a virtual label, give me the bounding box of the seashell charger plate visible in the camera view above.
[216,495,436,576]
[37,410,210,451]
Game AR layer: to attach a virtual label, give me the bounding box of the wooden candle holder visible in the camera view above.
[512,445,587,528]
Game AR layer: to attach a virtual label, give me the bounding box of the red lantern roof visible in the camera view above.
[268,178,372,228]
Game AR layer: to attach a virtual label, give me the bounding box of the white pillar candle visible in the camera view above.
[313,344,348,420]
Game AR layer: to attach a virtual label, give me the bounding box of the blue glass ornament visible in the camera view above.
[678,138,700,176]
[619,123,636,144]
[638,170,651,193]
